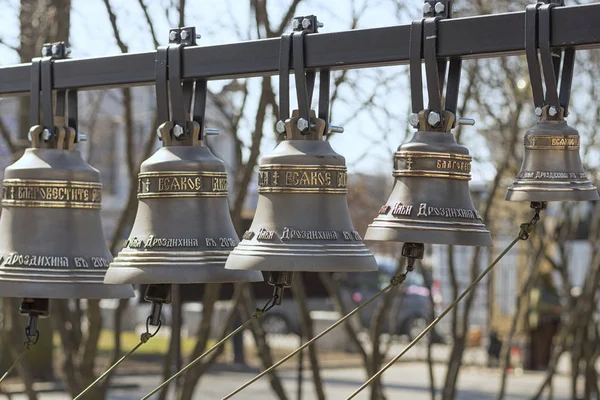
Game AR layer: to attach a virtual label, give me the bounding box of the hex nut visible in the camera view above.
[42,129,52,141]
[408,113,420,127]
[302,18,312,29]
[548,106,558,117]
[434,2,446,14]
[535,107,543,116]
[172,124,185,138]
[292,19,300,30]
[180,30,189,40]
[423,2,433,14]
[427,112,441,127]
[169,31,179,41]
[276,120,286,133]
[297,118,309,131]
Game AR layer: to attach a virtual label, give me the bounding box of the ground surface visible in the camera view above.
[9,362,574,400]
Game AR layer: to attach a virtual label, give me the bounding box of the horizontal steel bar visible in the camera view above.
[0,3,599,95]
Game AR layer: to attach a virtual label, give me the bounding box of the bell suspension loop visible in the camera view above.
[346,204,548,400]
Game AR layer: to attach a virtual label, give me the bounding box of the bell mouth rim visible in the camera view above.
[0,281,134,299]
[364,225,493,247]
[104,265,263,284]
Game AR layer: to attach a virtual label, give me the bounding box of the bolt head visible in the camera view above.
[180,30,189,40]
[434,2,446,14]
[292,19,301,30]
[296,118,309,131]
[169,31,179,41]
[51,44,60,56]
[423,2,433,14]
[548,106,558,117]
[535,107,543,116]
[172,124,185,138]
[77,133,88,142]
[276,120,286,134]
[427,112,441,127]
[42,129,52,141]
[41,47,50,57]
[302,18,312,29]
[408,113,420,128]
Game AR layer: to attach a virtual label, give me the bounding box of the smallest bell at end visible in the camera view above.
[506,106,599,202]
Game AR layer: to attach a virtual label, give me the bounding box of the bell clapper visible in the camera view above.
[19,298,48,346]
[144,284,172,327]
[392,243,425,286]
[265,271,294,308]
[518,201,547,241]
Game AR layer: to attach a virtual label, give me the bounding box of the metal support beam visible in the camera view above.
[0,3,599,95]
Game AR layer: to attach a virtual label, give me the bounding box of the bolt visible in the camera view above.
[77,133,88,142]
[297,118,309,131]
[317,22,324,28]
[327,124,344,134]
[427,111,441,127]
[535,107,543,116]
[51,44,60,56]
[276,120,286,134]
[408,113,420,128]
[172,124,185,138]
[169,31,179,41]
[302,18,312,29]
[196,34,202,39]
[41,47,50,57]
[292,19,301,30]
[434,2,446,14]
[423,2,433,14]
[456,117,476,126]
[204,128,220,136]
[548,106,558,117]
[42,129,52,141]
[180,30,189,40]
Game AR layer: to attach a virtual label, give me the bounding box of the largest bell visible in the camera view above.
[365,111,492,247]
[0,127,133,299]
[225,111,378,273]
[506,107,598,201]
[105,121,262,284]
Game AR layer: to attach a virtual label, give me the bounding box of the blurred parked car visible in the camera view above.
[260,257,443,342]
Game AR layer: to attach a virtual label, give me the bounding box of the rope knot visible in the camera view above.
[519,223,533,240]
[140,332,152,343]
[390,274,406,286]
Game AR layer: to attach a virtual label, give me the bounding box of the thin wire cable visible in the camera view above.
[73,317,161,400]
[142,294,280,399]
[0,327,38,386]
[222,266,415,400]
[345,205,545,399]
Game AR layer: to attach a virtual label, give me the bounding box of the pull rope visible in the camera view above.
[345,203,546,399]
[221,259,418,400]
[73,317,161,400]
[0,326,39,385]
[141,293,280,399]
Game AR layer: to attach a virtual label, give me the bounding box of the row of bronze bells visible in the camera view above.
[0,16,597,321]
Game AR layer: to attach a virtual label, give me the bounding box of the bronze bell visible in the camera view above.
[365,111,493,247]
[0,125,133,299]
[225,110,378,276]
[506,107,598,201]
[105,120,263,284]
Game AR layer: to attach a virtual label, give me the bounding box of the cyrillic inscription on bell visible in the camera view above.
[0,141,133,299]
[365,128,493,247]
[225,111,378,274]
[105,145,263,285]
[506,116,599,202]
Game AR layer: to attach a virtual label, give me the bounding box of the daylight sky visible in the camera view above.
[0,0,495,181]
